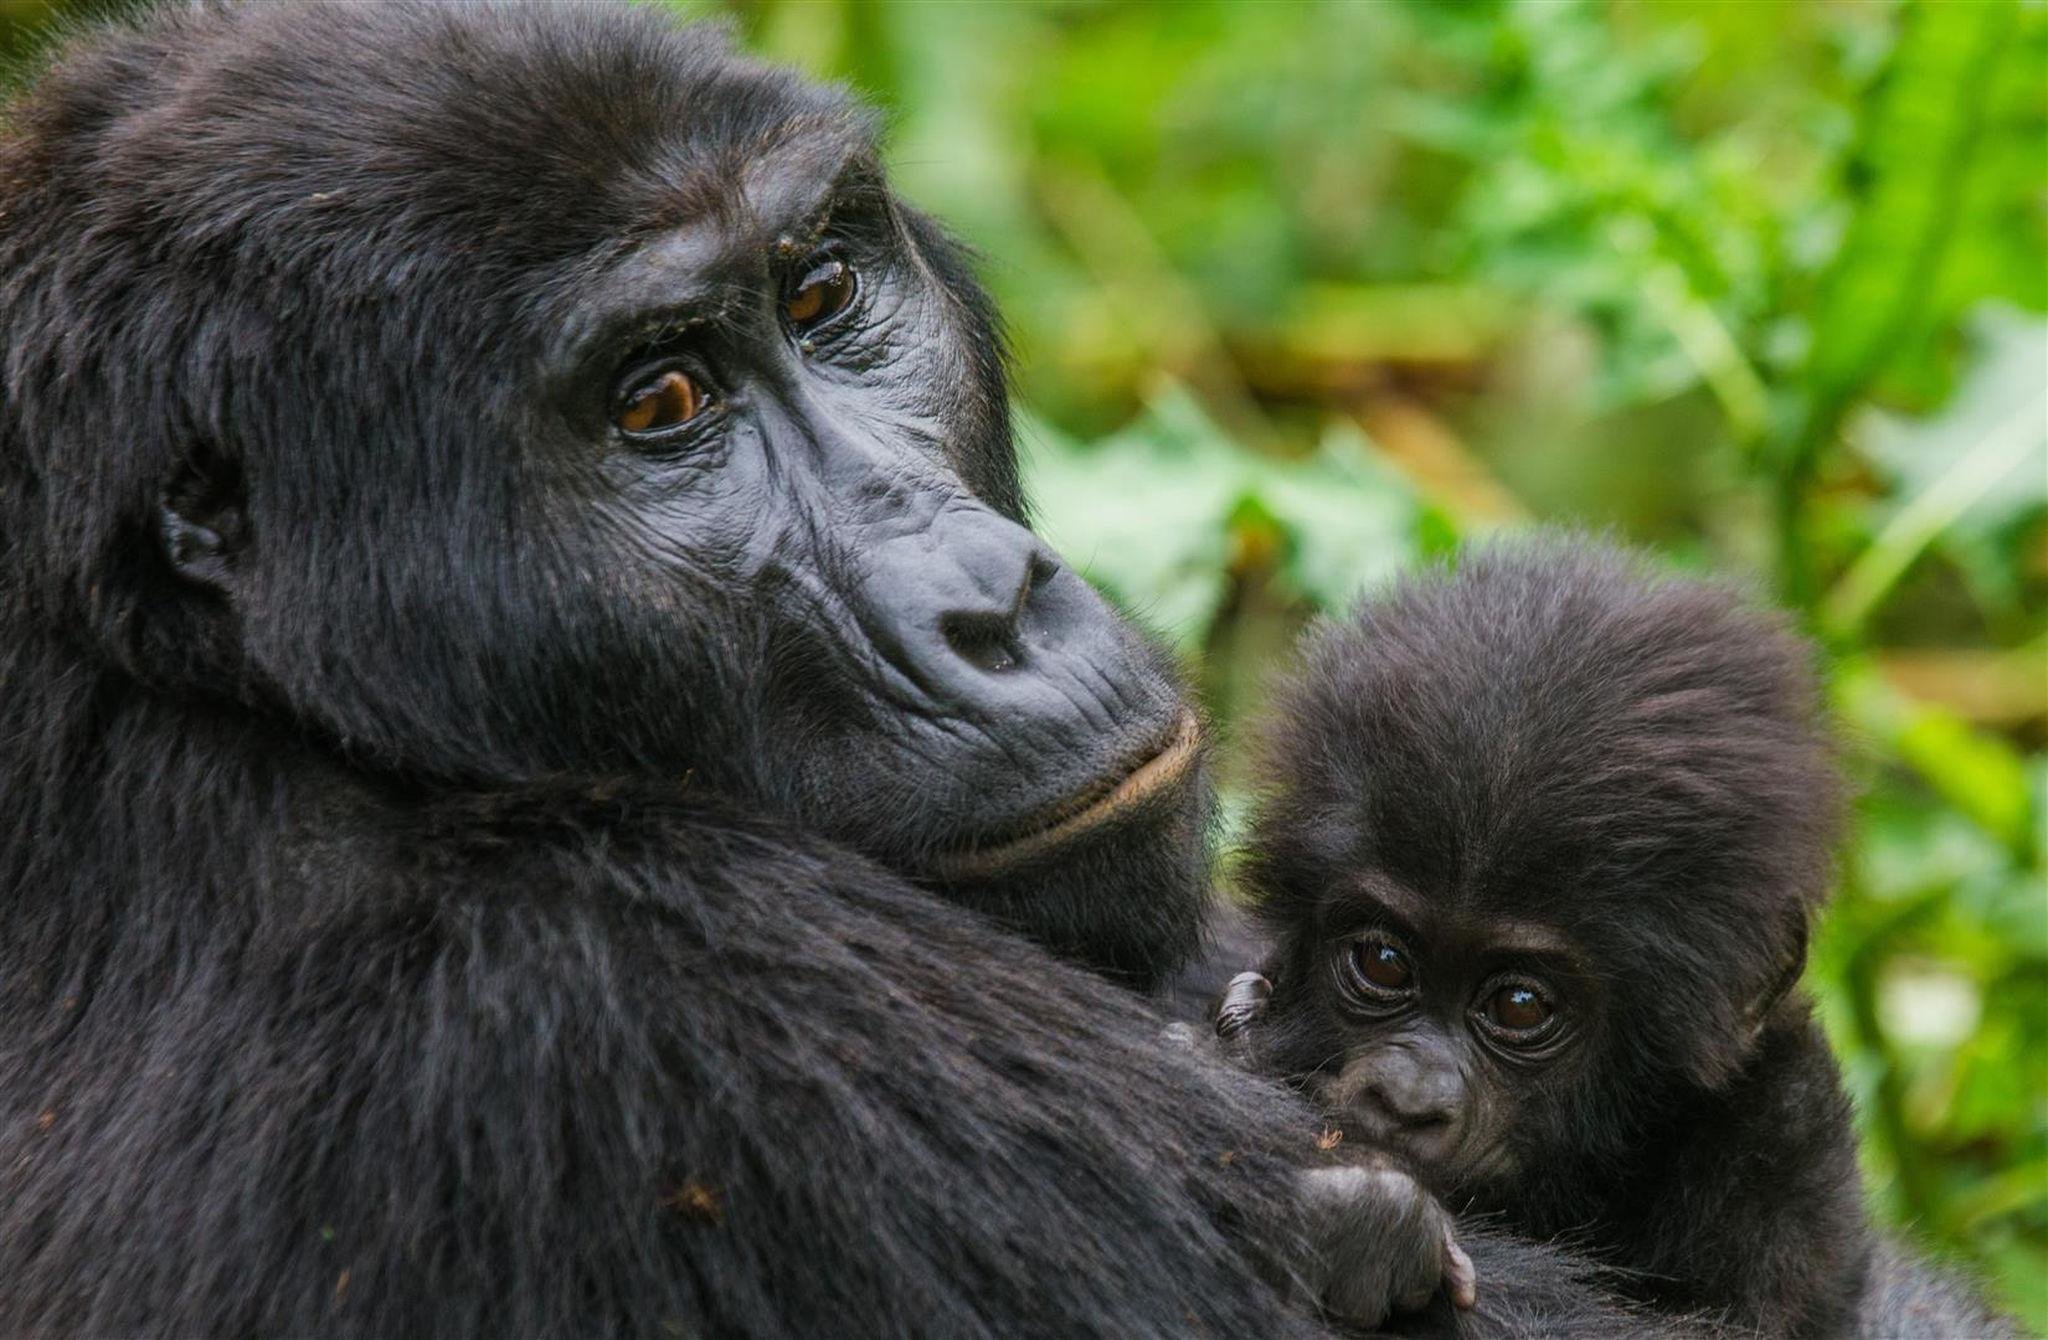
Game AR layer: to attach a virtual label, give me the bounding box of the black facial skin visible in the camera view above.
[0,5,1722,1338]
[1306,913,1594,1188]
[1227,539,2019,1339]
[549,148,1197,880]
[523,125,1209,982]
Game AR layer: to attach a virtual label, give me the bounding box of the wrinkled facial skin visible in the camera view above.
[0,4,1205,984]
[1265,880,1603,1205]
[542,145,1195,879]
[541,144,1208,979]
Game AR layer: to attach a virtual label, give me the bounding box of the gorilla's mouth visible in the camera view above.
[930,711,1201,881]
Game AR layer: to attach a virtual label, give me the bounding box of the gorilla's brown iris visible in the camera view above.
[785,258,856,330]
[614,368,704,435]
[1352,938,1413,992]
[1483,984,1551,1035]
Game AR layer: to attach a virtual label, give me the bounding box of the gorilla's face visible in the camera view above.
[3,3,1206,982]
[550,145,1201,893]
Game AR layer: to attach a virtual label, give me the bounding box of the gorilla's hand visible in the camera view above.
[1298,1158,1478,1327]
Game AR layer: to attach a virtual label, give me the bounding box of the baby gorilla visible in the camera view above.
[1220,539,1873,1336]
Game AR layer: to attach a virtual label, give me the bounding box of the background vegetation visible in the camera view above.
[4,0,2042,1325]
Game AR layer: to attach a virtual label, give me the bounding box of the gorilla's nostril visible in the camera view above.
[1362,1083,1456,1134]
[942,612,1019,674]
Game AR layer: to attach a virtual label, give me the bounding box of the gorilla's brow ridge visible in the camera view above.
[1323,878,1580,966]
[554,141,885,370]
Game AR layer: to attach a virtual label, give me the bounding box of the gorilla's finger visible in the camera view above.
[1213,971,1272,1038]
[1444,1222,1478,1311]
[1389,1189,1449,1315]
[1212,971,1272,1070]
[1393,1276,1437,1316]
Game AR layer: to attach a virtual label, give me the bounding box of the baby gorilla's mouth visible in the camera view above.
[929,711,1201,881]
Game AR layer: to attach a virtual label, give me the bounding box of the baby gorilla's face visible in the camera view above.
[1286,880,1607,1200]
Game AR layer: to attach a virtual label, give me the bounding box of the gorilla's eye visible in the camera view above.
[614,368,705,436]
[1480,983,1556,1042]
[1347,937,1415,996]
[784,257,857,332]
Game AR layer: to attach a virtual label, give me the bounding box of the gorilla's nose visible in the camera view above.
[863,502,1130,709]
[937,549,1058,676]
[1348,1052,1467,1166]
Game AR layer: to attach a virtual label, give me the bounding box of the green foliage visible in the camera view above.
[1025,388,1427,645]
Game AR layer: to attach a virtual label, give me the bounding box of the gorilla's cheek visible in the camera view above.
[576,400,1203,895]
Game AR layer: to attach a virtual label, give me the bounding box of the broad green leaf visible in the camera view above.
[1839,661,2034,853]
[1023,388,1433,646]
[1018,397,1240,646]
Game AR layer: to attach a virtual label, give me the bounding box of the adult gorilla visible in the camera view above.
[0,4,1683,1336]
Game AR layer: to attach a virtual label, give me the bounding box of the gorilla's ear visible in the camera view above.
[159,451,249,595]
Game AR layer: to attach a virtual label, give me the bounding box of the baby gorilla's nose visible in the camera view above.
[1344,1046,1468,1166]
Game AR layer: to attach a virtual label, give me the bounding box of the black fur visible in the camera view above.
[0,4,1714,1336]
[1235,537,2014,1337]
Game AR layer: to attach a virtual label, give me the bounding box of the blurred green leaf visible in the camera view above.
[1827,310,2048,636]
[1840,661,2034,854]
[1020,393,1241,645]
[1023,386,1430,646]
[1799,2,2022,410]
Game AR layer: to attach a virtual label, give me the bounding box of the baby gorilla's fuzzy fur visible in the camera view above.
[1232,539,2007,1337]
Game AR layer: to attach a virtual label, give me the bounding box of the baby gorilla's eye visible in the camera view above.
[1349,937,1415,994]
[784,257,857,332]
[1482,983,1555,1039]
[614,368,705,436]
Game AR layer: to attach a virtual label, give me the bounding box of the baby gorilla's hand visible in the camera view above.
[1212,970,1272,1066]
[1158,971,1272,1068]
[1298,1158,1478,1327]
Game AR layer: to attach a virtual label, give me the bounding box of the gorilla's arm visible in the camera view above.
[4,783,1328,1338]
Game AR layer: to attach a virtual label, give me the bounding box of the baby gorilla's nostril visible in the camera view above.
[941,611,1019,674]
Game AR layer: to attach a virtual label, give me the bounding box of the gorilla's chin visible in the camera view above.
[927,737,1215,990]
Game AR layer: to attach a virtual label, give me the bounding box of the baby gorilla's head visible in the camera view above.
[1240,538,1840,1210]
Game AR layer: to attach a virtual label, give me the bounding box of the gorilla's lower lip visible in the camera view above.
[930,711,1201,881]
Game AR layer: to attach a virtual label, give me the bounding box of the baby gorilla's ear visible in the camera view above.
[1663,907,1814,1090]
